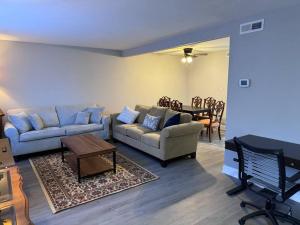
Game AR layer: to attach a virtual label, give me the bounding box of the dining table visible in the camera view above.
[181,105,211,120]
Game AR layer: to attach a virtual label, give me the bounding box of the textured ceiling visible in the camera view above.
[0,0,299,50]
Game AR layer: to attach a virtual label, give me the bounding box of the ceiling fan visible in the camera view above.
[181,47,208,63]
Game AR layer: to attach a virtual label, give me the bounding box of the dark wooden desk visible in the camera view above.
[225,134,300,170]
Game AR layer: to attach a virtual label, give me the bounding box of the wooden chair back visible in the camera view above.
[211,101,225,124]
[158,96,171,107]
[191,96,202,108]
[170,100,183,112]
[202,97,216,117]
[203,97,216,109]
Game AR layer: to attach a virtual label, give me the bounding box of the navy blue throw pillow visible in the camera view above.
[163,113,180,128]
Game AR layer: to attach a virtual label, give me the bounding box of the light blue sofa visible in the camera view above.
[4,104,110,156]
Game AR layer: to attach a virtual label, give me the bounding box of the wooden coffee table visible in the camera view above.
[60,134,117,183]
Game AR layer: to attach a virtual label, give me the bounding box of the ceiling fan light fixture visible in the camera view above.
[181,57,187,63]
[186,56,193,63]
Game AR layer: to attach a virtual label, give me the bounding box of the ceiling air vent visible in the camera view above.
[240,19,264,35]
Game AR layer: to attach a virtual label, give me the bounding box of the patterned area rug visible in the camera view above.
[30,153,159,213]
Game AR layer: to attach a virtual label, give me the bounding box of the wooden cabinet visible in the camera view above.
[0,167,32,225]
[0,109,4,138]
[0,138,33,225]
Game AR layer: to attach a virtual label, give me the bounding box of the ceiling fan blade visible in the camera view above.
[193,53,208,57]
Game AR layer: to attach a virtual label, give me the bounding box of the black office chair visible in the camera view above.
[234,137,300,225]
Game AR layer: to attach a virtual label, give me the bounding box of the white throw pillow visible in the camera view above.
[117,106,140,124]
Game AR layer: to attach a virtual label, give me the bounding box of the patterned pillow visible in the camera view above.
[8,112,32,133]
[28,113,45,130]
[142,114,161,131]
[117,106,140,124]
[75,112,90,125]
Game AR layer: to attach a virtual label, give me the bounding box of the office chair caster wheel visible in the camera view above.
[239,219,245,225]
[240,202,246,208]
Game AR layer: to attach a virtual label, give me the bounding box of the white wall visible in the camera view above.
[186,50,229,118]
[0,41,188,113]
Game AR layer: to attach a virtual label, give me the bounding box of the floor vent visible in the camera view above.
[240,19,264,35]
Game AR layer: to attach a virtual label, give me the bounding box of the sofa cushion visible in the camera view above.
[28,113,45,130]
[148,106,167,130]
[7,106,60,127]
[135,105,151,124]
[114,123,137,135]
[141,132,160,148]
[117,106,140,124]
[180,113,193,124]
[126,125,152,141]
[20,127,65,142]
[84,107,105,124]
[75,112,90,125]
[56,104,97,126]
[64,124,104,136]
[8,112,32,134]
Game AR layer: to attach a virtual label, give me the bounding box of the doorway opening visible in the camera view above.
[154,37,230,143]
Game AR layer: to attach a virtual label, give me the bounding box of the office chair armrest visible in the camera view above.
[286,172,300,183]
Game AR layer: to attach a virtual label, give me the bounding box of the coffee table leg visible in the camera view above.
[77,158,81,183]
[61,142,64,162]
[113,151,116,174]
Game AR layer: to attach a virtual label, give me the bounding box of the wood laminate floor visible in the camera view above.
[17,132,300,225]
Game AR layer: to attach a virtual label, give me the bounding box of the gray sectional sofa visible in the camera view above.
[112,105,203,167]
[4,104,110,156]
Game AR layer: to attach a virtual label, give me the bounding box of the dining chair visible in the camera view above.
[202,97,216,116]
[191,96,202,108]
[199,101,225,142]
[233,137,300,225]
[191,96,203,120]
[170,100,183,112]
[158,96,171,107]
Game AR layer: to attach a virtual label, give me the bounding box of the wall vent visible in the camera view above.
[240,19,264,35]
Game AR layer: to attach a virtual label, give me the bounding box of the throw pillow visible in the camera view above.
[117,106,140,124]
[8,112,32,133]
[163,113,180,128]
[28,113,45,130]
[142,114,161,131]
[84,107,105,124]
[149,106,168,130]
[135,105,151,124]
[75,112,90,125]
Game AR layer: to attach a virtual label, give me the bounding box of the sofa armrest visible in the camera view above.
[101,114,111,139]
[161,122,203,138]
[111,113,122,128]
[4,122,20,142]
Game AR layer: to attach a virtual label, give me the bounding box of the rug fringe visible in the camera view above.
[29,159,57,213]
